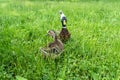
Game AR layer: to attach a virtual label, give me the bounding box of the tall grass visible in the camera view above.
[0,0,120,80]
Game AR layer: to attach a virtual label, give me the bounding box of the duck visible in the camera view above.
[40,30,64,58]
[59,10,71,42]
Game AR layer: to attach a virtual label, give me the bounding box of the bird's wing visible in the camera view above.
[40,47,51,54]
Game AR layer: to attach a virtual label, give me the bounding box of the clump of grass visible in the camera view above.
[0,0,120,80]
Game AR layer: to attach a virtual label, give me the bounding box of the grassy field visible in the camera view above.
[0,0,120,80]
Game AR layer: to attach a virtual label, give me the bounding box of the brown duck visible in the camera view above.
[40,30,64,58]
[59,11,71,42]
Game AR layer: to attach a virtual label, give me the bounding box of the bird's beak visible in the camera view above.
[46,34,48,36]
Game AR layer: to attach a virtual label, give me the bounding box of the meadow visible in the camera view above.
[0,0,120,80]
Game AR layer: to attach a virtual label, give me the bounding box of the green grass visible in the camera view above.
[0,0,120,80]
